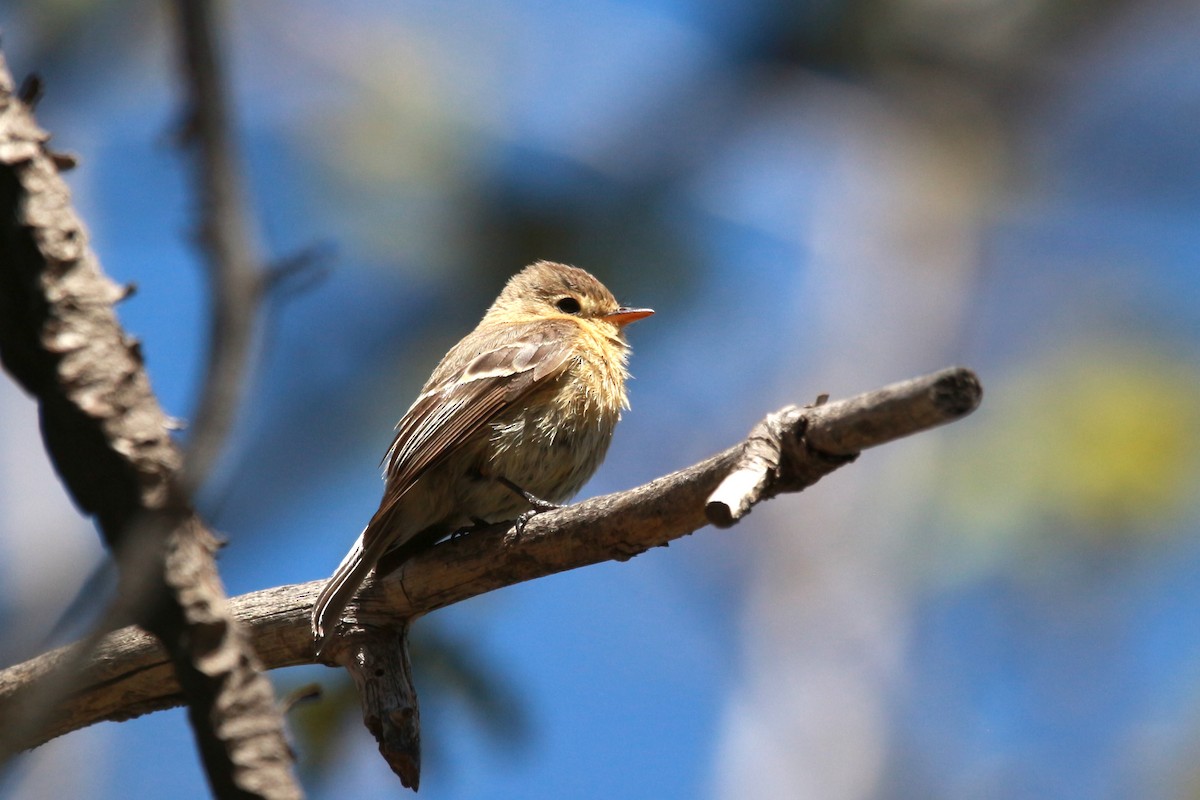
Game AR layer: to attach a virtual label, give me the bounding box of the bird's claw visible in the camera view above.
[498,476,562,512]
[513,508,543,535]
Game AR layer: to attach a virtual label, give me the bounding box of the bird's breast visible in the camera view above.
[483,344,628,504]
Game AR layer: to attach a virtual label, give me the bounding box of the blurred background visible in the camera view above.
[2,0,1200,797]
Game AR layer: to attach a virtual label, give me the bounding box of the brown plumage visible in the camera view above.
[312,262,652,650]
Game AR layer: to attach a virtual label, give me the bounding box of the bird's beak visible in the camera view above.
[605,307,654,327]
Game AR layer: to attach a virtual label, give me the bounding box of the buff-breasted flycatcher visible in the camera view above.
[312,261,653,649]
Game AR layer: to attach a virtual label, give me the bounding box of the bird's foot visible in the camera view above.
[513,507,542,536]
[498,477,563,512]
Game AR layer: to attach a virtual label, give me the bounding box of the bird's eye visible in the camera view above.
[555,296,582,314]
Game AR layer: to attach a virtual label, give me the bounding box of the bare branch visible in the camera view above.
[171,0,265,492]
[0,50,301,798]
[706,368,981,526]
[0,367,982,754]
[706,405,809,528]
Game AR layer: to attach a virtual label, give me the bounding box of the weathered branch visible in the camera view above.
[339,623,422,789]
[0,367,982,758]
[706,405,810,527]
[0,49,300,798]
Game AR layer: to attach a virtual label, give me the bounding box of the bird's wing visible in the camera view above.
[363,320,577,549]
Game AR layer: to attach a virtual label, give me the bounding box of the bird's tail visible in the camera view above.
[312,528,378,653]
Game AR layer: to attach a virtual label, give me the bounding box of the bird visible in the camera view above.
[311,261,653,651]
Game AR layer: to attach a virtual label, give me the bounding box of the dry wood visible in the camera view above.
[336,623,422,790]
[0,366,982,771]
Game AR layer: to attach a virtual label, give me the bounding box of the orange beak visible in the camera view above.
[605,307,654,327]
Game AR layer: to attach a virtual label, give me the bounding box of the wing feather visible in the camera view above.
[362,321,576,549]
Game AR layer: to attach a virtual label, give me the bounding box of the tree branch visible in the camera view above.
[171,0,265,492]
[0,367,982,757]
[0,49,301,798]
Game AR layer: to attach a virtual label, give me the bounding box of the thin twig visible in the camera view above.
[172,0,265,493]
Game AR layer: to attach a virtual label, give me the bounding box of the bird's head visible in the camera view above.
[485,261,654,335]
